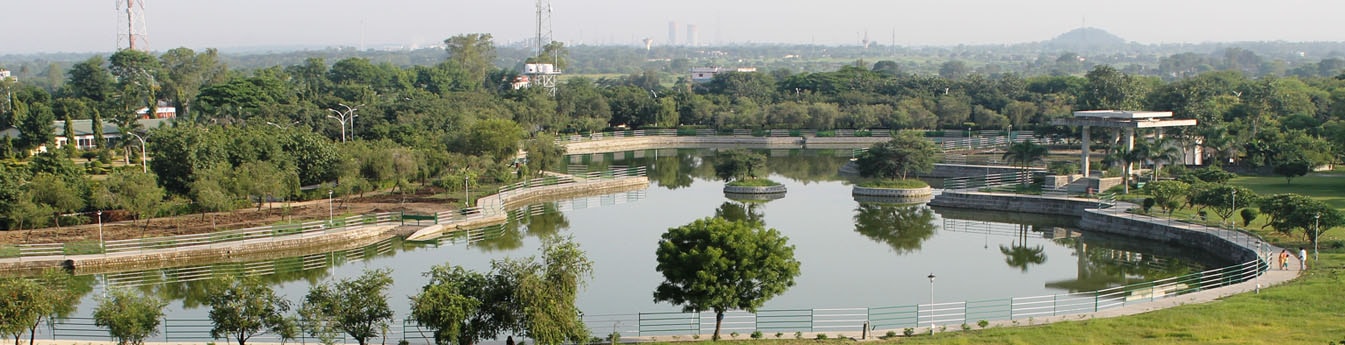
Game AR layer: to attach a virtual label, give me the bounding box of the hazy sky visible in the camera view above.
[5,0,1344,54]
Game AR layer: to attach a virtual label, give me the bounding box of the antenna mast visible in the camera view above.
[536,0,552,56]
[116,0,149,51]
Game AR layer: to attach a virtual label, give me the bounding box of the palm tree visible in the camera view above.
[1137,137,1182,181]
[1000,225,1046,272]
[1002,141,1048,185]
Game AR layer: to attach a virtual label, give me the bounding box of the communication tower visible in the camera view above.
[116,0,149,51]
[527,0,560,96]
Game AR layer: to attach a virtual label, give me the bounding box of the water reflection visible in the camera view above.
[715,201,766,225]
[999,225,1047,272]
[473,203,570,251]
[568,148,853,190]
[852,202,937,254]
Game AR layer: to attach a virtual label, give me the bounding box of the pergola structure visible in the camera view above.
[1051,110,1197,177]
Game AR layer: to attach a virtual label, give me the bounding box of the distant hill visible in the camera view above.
[1044,27,1128,51]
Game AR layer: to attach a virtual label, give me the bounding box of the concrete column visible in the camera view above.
[1124,127,1135,178]
[1081,126,1091,177]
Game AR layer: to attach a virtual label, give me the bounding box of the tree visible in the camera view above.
[455,118,524,160]
[94,289,167,345]
[520,133,566,177]
[159,47,225,120]
[855,132,939,180]
[654,217,801,341]
[206,275,295,345]
[16,100,55,151]
[1190,185,1259,223]
[1143,180,1190,215]
[98,169,165,225]
[1272,160,1311,184]
[302,269,394,345]
[713,150,767,182]
[1002,141,1048,172]
[410,266,496,345]
[444,34,497,90]
[0,277,44,345]
[1077,65,1149,111]
[1259,194,1345,242]
[412,237,593,345]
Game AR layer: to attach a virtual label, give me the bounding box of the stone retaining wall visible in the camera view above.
[723,184,787,194]
[65,224,396,272]
[930,191,1259,263]
[852,186,932,198]
[564,136,889,154]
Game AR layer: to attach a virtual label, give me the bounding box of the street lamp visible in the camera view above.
[326,103,361,142]
[1229,189,1237,228]
[96,210,104,253]
[1314,212,1321,261]
[127,132,147,173]
[328,190,334,225]
[927,273,936,334]
[464,175,470,207]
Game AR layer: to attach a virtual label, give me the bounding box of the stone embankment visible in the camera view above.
[929,191,1262,263]
[852,186,933,198]
[564,136,888,154]
[0,175,650,273]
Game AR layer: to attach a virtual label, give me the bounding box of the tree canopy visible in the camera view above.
[654,216,801,340]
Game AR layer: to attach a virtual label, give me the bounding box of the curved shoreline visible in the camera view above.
[0,175,650,273]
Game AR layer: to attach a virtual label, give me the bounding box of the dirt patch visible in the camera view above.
[0,188,458,245]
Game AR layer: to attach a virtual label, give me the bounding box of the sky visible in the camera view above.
[4,0,1344,54]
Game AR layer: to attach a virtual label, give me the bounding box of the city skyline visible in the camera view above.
[3,0,1344,54]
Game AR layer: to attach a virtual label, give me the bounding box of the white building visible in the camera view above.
[689,67,757,83]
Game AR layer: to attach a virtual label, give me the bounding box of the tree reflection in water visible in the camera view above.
[473,202,570,252]
[852,202,936,254]
[999,224,1047,272]
[715,200,766,225]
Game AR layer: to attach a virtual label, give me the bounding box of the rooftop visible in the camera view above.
[1072,110,1173,119]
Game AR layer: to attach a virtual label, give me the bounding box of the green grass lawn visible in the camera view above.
[1232,173,1345,210]
[636,255,1345,344]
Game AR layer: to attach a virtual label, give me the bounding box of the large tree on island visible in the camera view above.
[653,217,801,341]
[855,132,939,180]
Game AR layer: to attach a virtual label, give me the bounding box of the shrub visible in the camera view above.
[607,332,621,344]
[902,328,914,336]
[815,130,836,137]
[1048,161,1079,175]
[855,129,872,137]
[977,320,989,329]
[676,127,699,136]
[857,179,929,189]
[883,330,897,339]
[751,129,768,137]
[1142,198,1156,213]
[726,178,782,187]
[960,323,971,331]
[815,334,828,340]
[750,331,763,339]
[730,332,739,339]
[794,331,803,339]
[774,332,783,338]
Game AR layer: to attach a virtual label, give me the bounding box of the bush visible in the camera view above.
[977,320,989,329]
[960,323,971,331]
[750,331,763,339]
[883,330,897,339]
[63,240,105,255]
[751,129,768,137]
[726,178,782,187]
[815,334,828,340]
[794,331,803,339]
[902,328,914,336]
[858,179,930,189]
[676,127,699,136]
[775,332,783,338]
[730,332,739,339]
[1142,198,1156,213]
[815,130,836,137]
[1048,161,1079,175]
[855,130,872,137]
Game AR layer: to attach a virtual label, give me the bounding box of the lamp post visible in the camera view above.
[128,132,147,173]
[464,175,470,207]
[328,190,334,225]
[1314,212,1320,261]
[927,273,936,334]
[1229,189,1237,229]
[326,103,361,142]
[96,210,104,254]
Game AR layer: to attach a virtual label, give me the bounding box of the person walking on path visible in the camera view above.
[1299,247,1309,270]
[1279,249,1290,270]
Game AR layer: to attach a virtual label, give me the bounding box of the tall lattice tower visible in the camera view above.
[527,0,559,96]
[535,0,552,56]
[116,0,149,51]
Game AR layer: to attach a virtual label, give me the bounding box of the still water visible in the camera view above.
[67,148,1229,321]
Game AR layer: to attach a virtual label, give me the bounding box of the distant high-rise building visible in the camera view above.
[668,21,678,46]
[686,24,698,47]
